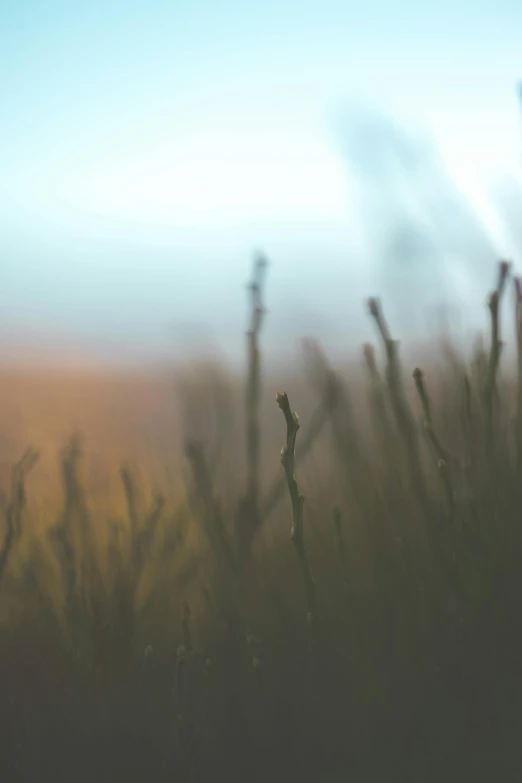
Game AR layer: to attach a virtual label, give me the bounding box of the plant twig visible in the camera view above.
[276,391,315,622]
[484,261,510,456]
[0,448,39,593]
[236,253,269,559]
[261,400,330,522]
[514,276,522,469]
[367,298,427,505]
[413,367,454,519]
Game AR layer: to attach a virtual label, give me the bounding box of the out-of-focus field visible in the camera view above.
[0,365,181,520]
[2,261,522,782]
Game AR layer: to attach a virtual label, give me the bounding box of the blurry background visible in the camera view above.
[2,0,522,368]
[4,8,522,779]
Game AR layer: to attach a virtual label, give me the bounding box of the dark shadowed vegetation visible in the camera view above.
[2,256,522,782]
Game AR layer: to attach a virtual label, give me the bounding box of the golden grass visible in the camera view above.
[0,364,182,526]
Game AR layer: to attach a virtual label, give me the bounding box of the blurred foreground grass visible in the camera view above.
[1,258,522,782]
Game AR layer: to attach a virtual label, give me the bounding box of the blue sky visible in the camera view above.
[1,1,522,364]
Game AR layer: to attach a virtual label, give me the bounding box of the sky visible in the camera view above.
[1,0,522,366]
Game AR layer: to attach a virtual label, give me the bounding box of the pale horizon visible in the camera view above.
[2,1,522,367]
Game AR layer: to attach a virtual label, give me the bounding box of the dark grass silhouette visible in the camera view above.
[2,258,522,782]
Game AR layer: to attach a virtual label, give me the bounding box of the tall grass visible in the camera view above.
[1,257,522,781]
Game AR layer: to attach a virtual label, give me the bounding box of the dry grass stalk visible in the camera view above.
[484,261,510,456]
[0,448,39,592]
[413,367,455,520]
[514,276,522,468]
[235,254,268,557]
[276,391,315,623]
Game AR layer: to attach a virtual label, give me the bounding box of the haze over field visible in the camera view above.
[5,9,522,781]
[1,0,522,366]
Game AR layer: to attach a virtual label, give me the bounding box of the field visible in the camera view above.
[1,258,522,782]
